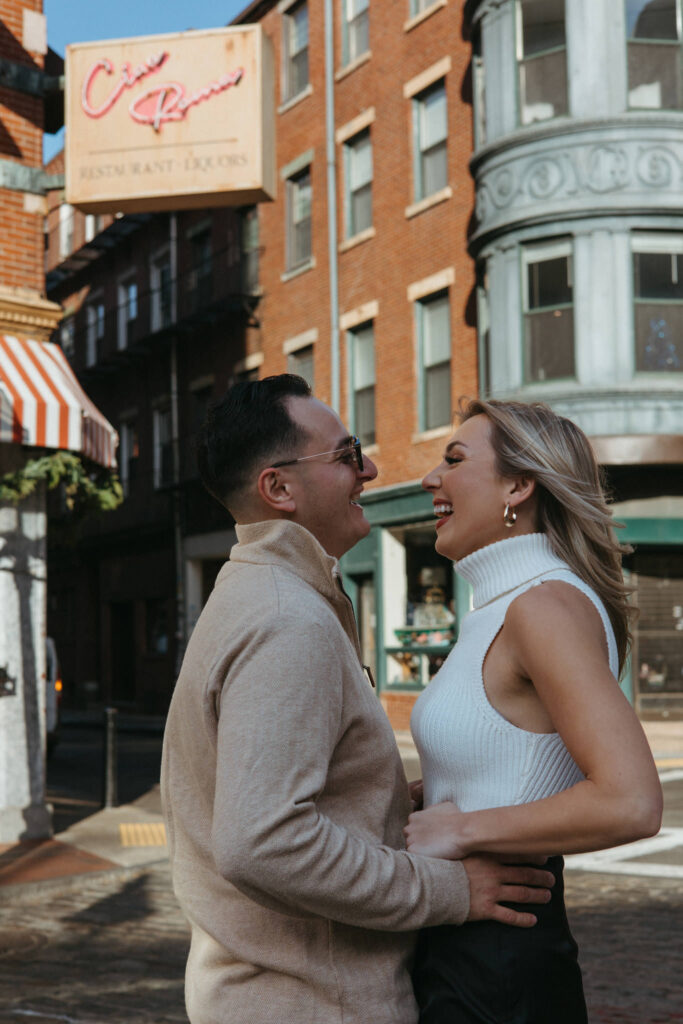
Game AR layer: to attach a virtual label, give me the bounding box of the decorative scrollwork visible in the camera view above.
[585,145,629,193]
[525,158,563,199]
[636,145,680,188]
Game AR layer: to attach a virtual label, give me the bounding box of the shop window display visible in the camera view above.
[382,524,455,688]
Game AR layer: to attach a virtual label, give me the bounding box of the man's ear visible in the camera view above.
[256,467,297,513]
[506,474,536,510]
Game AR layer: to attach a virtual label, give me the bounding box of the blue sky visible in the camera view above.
[44,0,249,161]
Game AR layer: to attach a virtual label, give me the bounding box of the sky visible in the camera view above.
[43,0,250,161]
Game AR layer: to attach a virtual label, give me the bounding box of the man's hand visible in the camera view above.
[463,854,555,928]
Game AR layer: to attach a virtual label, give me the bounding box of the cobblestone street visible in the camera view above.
[1,860,681,1023]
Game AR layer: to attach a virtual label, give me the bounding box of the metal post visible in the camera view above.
[103,707,118,808]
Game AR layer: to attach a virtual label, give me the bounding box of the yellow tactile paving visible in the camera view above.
[119,822,167,847]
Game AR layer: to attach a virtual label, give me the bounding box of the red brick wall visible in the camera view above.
[0,0,46,293]
[251,0,477,491]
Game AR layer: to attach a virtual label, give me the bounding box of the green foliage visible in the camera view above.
[0,451,123,514]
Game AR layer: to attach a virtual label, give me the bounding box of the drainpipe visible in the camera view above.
[324,0,340,412]
[169,212,185,676]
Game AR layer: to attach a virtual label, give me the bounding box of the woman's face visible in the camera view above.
[422,414,520,562]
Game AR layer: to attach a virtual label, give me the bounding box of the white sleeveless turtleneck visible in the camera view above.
[411,533,619,812]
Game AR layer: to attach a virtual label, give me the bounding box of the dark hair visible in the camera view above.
[196,374,311,509]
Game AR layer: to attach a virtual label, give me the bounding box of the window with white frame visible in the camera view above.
[59,317,75,358]
[410,0,437,14]
[632,236,683,372]
[627,0,681,109]
[283,0,309,101]
[287,344,314,389]
[58,203,74,258]
[286,167,312,270]
[150,248,173,331]
[417,291,451,431]
[119,418,140,496]
[117,275,138,350]
[517,0,567,125]
[153,403,173,489]
[413,81,448,201]
[344,130,373,237]
[349,321,376,445]
[522,240,574,383]
[85,297,105,367]
[241,206,260,294]
[472,29,486,148]
[84,214,101,243]
[343,0,369,65]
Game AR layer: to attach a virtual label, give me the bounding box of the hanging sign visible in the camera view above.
[65,26,275,213]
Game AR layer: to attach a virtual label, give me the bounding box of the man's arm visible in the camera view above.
[211,612,552,931]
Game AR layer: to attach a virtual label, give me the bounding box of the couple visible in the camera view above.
[160,374,661,1024]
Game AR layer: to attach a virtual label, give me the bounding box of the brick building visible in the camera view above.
[46,0,478,725]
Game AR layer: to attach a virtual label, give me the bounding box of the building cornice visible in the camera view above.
[0,288,62,342]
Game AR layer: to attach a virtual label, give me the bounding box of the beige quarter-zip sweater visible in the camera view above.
[161,519,469,1024]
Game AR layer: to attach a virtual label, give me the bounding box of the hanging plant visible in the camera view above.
[0,451,123,513]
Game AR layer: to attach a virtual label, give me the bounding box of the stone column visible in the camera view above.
[0,444,52,842]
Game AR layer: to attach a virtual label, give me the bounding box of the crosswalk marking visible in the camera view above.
[565,827,683,879]
[119,822,167,847]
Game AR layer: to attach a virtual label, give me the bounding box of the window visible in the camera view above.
[411,0,436,13]
[523,241,575,382]
[517,0,568,125]
[188,228,212,312]
[627,0,681,109]
[60,317,75,359]
[288,344,314,389]
[117,275,138,350]
[632,239,683,372]
[343,0,369,65]
[84,214,102,243]
[58,203,74,258]
[241,206,260,294]
[349,322,376,445]
[150,249,173,330]
[413,81,448,201]
[146,598,169,655]
[417,292,451,430]
[344,130,373,237]
[286,167,312,270]
[85,298,105,367]
[153,404,173,489]
[283,0,309,101]
[119,418,140,496]
[472,29,486,148]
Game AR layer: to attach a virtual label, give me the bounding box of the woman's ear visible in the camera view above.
[256,468,297,513]
[506,474,536,509]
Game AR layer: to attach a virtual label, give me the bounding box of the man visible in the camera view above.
[161,375,553,1024]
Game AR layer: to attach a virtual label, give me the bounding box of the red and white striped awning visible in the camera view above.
[0,335,118,469]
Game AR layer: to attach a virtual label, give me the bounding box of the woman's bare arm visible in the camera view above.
[404,583,663,860]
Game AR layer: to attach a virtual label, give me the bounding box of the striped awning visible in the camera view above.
[0,335,118,469]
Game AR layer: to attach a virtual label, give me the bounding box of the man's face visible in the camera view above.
[279,396,378,559]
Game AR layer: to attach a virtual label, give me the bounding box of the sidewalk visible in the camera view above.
[1,720,682,897]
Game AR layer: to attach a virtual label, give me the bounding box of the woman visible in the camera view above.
[405,398,662,1024]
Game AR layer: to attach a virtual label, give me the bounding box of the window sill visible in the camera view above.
[404,0,447,33]
[411,425,452,444]
[405,186,452,220]
[281,257,316,283]
[335,51,372,83]
[339,226,376,253]
[362,443,379,458]
[278,84,313,115]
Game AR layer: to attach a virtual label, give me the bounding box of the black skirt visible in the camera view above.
[412,857,587,1024]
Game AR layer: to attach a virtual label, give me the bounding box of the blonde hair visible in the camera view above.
[459,398,633,674]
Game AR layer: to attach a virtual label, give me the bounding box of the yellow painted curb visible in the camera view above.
[119,822,167,847]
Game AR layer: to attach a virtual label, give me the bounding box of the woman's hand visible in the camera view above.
[404,801,471,860]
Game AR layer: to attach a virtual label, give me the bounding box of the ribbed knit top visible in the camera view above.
[411,533,619,812]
